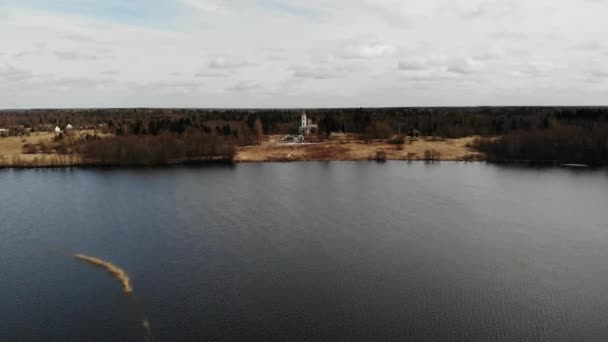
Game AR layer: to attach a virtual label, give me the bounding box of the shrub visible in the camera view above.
[423,149,441,161]
[387,135,405,145]
[375,150,387,162]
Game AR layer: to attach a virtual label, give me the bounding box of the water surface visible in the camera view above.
[1,162,608,341]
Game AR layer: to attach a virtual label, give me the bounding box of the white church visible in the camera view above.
[299,112,318,135]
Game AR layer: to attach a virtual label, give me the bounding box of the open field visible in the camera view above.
[1,132,484,167]
[0,131,101,167]
[235,135,484,162]
[0,132,75,165]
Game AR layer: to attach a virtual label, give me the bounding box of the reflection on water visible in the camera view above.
[1,162,607,341]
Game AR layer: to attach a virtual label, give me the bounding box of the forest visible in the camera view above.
[1,107,607,165]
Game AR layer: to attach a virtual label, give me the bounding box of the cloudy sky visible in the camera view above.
[1,0,607,108]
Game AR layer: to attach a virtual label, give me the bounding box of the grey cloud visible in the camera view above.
[292,66,341,79]
[461,7,485,19]
[47,77,115,88]
[267,55,289,61]
[226,81,262,91]
[128,81,201,91]
[63,34,105,44]
[490,31,527,40]
[573,41,602,51]
[208,57,254,69]
[55,51,99,61]
[446,59,478,75]
[101,70,120,76]
[590,70,608,78]
[14,50,37,58]
[439,1,520,20]
[446,66,471,75]
[398,56,449,71]
[13,42,47,58]
[194,71,226,78]
[397,59,429,71]
[0,65,33,82]
[398,56,479,77]
[472,52,501,61]
[399,71,459,82]
[513,61,563,77]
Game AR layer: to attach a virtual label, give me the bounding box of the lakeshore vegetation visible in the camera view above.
[1,107,607,166]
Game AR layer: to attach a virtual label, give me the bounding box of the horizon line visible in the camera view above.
[3,105,608,111]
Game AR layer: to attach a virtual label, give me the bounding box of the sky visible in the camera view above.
[1,0,608,108]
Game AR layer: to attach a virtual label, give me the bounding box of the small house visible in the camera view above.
[55,126,61,133]
[0,128,8,137]
[66,124,74,130]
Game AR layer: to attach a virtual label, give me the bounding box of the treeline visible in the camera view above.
[83,134,235,166]
[3,107,608,165]
[62,132,235,166]
[3,107,608,138]
[0,109,264,146]
[475,123,608,165]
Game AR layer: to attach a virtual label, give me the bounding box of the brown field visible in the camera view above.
[236,135,485,162]
[0,131,104,167]
[1,132,485,167]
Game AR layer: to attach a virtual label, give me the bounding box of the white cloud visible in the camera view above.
[177,0,226,12]
[342,42,396,59]
[208,57,255,69]
[1,0,608,107]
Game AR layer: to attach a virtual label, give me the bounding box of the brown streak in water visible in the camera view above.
[74,254,133,294]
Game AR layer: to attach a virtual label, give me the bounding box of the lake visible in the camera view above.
[1,162,608,341]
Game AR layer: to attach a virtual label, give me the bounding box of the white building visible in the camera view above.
[55,126,61,133]
[66,124,74,130]
[299,112,318,135]
[0,128,8,137]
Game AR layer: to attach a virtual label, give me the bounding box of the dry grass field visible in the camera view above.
[0,131,104,167]
[236,135,484,162]
[1,132,485,167]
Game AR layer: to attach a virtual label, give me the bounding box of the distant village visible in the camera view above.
[0,123,109,138]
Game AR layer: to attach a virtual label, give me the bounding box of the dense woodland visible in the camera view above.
[66,132,235,166]
[1,107,608,165]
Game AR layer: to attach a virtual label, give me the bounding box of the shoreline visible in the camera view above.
[2,134,603,168]
[3,158,604,170]
[1,134,484,168]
